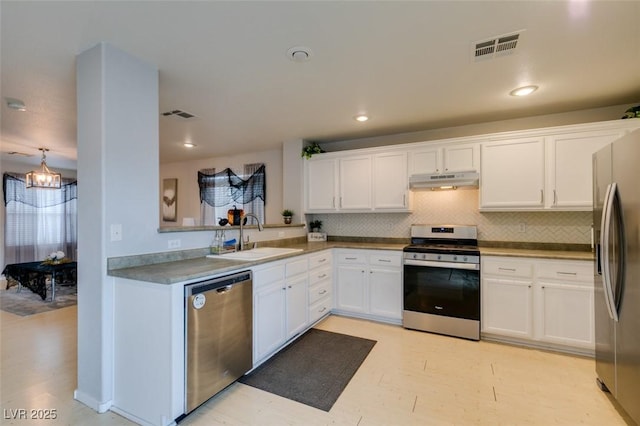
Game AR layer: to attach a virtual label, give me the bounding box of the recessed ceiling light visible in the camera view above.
[183,142,195,148]
[354,114,369,122]
[5,97,26,111]
[510,85,538,97]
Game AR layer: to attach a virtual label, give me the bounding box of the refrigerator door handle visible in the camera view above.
[600,182,619,322]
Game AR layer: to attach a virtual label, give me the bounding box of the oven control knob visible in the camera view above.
[453,256,458,261]
[412,253,418,260]
[437,255,442,260]
[463,256,468,262]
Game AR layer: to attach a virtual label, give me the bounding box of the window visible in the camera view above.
[198,164,266,226]
[3,173,77,264]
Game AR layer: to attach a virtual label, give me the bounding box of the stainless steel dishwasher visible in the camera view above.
[184,270,253,414]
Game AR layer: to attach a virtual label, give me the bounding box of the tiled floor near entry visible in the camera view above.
[0,305,630,425]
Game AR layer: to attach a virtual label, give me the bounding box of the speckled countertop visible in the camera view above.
[107,241,406,285]
[479,247,594,261]
[108,239,593,285]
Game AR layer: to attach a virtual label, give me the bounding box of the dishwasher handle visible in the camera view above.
[186,271,252,296]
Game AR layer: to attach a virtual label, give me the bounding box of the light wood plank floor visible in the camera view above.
[1,305,631,425]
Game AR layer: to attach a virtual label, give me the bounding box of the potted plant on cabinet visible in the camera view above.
[282,209,294,224]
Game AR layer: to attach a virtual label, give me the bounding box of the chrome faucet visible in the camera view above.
[240,213,263,251]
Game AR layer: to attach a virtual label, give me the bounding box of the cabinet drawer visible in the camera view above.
[309,297,331,323]
[337,252,366,264]
[483,258,533,278]
[309,280,332,305]
[309,251,332,269]
[369,252,401,267]
[286,257,308,278]
[536,261,593,283]
[309,267,332,286]
[254,264,284,287]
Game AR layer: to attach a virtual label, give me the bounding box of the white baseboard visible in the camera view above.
[73,389,112,413]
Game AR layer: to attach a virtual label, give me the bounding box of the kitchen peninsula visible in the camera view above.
[107,236,592,426]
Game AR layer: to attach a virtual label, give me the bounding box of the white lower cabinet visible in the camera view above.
[308,250,333,324]
[482,256,594,353]
[482,276,533,339]
[253,257,309,365]
[335,249,402,324]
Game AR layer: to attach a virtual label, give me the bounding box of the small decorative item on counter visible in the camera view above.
[227,205,244,226]
[42,250,68,265]
[307,232,327,242]
[621,105,640,119]
[217,217,229,226]
[301,142,325,159]
[282,209,294,224]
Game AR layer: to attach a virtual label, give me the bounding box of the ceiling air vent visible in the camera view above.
[162,109,197,119]
[472,30,524,62]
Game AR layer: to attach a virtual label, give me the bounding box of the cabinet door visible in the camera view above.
[482,277,533,338]
[339,156,372,210]
[480,137,545,209]
[254,283,286,362]
[409,148,441,175]
[373,151,409,210]
[335,264,367,314]
[537,282,594,348]
[285,275,308,339]
[547,130,624,209]
[306,158,337,211]
[443,143,479,172]
[369,267,402,320]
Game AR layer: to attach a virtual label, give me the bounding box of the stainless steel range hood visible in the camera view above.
[409,171,479,190]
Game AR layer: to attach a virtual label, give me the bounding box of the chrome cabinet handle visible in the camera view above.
[556,271,577,276]
[540,189,544,204]
[498,267,516,272]
[553,189,558,206]
[319,307,327,313]
[318,273,327,278]
[319,289,327,295]
[377,259,391,263]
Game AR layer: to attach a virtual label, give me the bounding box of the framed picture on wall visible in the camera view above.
[162,178,178,222]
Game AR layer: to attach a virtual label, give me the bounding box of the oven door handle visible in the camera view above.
[404,259,479,270]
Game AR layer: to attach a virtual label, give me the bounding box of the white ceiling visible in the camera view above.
[1,1,639,170]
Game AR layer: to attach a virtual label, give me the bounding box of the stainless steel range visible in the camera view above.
[403,225,480,340]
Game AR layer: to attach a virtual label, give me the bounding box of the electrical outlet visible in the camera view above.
[168,239,181,249]
[110,224,122,241]
[518,223,526,233]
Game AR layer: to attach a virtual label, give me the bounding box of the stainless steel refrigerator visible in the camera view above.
[593,129,640,424]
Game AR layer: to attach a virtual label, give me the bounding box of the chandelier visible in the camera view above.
[26,148,61,189]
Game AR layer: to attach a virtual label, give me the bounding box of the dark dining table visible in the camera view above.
[2,261,77,301]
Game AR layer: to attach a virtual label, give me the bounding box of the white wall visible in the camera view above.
[159,148,283,226]
[76,42,163,412]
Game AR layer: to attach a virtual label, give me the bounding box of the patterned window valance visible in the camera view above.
[198,164,265,208]
[3,173,78,207]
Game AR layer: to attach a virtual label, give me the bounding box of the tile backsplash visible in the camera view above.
[310,190,593,245]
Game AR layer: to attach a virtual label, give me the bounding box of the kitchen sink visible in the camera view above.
[207,247,303,261]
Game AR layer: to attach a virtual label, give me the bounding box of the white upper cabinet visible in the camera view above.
[409,147,441,174]
[545,129,626,209]
[443,143,480,172]
[305,150,411,213]
[372,151,409,210]
[339,155,372,210]
[409,142,480,175]
[480,120,640,211]
[480,137,546,209]
[306,158,338,211]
